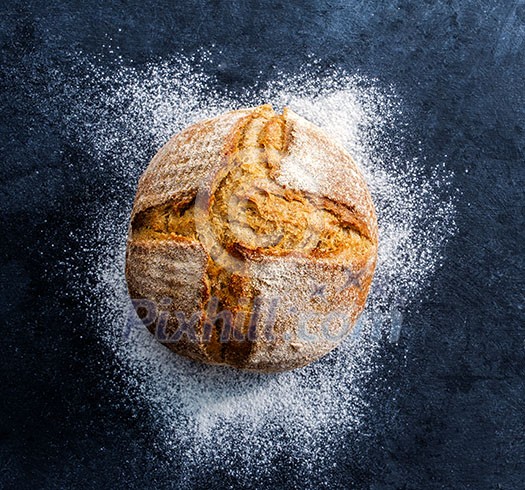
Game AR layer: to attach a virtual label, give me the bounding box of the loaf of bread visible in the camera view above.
[125,104,378,372]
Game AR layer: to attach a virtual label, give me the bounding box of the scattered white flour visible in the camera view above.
[42,53,455,486]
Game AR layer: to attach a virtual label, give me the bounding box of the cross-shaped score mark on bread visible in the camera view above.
[126,105,378,371]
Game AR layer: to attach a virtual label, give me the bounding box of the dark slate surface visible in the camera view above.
[1,1,524,488]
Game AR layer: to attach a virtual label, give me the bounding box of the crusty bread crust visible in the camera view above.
[125,104,378,372]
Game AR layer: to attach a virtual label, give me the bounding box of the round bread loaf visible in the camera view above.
[125,104,378,372]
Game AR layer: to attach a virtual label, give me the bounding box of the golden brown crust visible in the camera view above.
[125,104,378,372]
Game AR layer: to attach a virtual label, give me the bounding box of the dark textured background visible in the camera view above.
[1,1,524,488]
